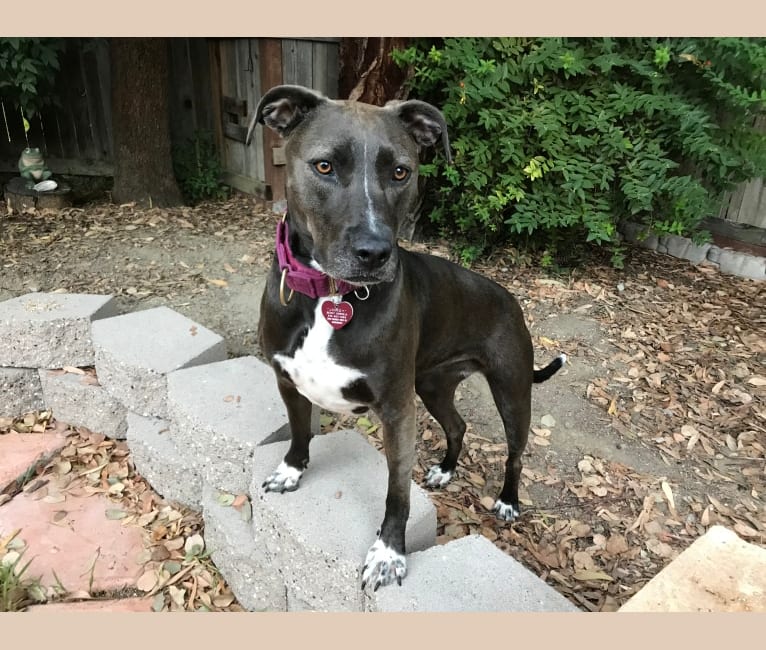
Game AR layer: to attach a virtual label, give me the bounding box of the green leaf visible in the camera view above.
[163,561,183,575]
[217,492,236,507]
[105,508,128,520]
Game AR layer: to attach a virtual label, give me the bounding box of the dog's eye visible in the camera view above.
[314,160,333,175]
[393,166,410,181]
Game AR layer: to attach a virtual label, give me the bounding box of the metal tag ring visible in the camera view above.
[279,268,295,306]
[354,286,371,301]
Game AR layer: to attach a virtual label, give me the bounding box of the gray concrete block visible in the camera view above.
[92,307,226,418]
[167,356,288,494]
[0,367,45,417]
[657,234,712,265]
[620,221,658,250]
[201,484,288,612]
[372,535,579,612]
[38,369,127,439]
[708,247,765,281]
[706,245,722,264]
[0,293,117,368]
[249,430,436,612]
[126,412,202,509]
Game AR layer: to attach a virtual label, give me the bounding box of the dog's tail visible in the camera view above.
[533,353,567,383]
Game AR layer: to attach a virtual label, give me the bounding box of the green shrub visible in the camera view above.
[0,38,63,129]
[394,38,766,265]
[172,130,229,205]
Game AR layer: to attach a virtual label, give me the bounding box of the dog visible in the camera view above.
[246,84,565,591]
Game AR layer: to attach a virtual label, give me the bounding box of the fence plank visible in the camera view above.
[241,38,264,186]
[235,38,254,181]
[93,38,113,158]
[81,39,111,159]
[281,39,299,86]
[259,38,285,202]
[220,40,247,187]
[208,39,225,163]
[188,38,214,136]
[325,41,339,98]
[169,38,198,148]
[311,40,339,98]
[295,40,314,87]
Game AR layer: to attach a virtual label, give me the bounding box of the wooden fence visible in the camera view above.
[210,37,339,201]
[3,37,765,230]
[0,37,114,175]
[0,37,340,204]
[717,117,766,228]
[719,179,766,229]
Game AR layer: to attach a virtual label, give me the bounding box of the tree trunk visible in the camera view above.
[110,38,182,208]
[338,38,413,105]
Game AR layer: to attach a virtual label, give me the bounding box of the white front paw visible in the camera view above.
[262,461,303,493]
[425,465,453,488]
[492,499,520,521]
[361,539,406,591]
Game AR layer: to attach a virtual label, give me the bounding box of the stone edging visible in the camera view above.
[0,292,577,613]
[620,221,765,281]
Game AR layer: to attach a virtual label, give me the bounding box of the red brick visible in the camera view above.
[0,431,68,491]
[0,490,145,593]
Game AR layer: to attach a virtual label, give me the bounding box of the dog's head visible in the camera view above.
[247,85,451,286]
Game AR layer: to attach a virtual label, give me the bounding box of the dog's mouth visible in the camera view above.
[313,249,398,287]
[338,259,398,286]
[343,274,389,286]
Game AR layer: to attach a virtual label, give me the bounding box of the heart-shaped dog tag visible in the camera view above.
[321,299,354,329]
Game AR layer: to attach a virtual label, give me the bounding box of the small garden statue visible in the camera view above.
[18,147,52,185]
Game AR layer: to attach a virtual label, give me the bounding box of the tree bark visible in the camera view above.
[110,38,183,207]
[338,38,413,105]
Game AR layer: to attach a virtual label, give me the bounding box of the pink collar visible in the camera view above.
[275,217,354,299]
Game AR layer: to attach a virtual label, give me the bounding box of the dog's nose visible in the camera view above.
[353,236,392,269]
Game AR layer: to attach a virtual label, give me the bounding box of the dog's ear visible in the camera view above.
[246,85,327,144]
[387,100,452,164]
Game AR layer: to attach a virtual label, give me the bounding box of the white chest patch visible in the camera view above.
[273,298,366,413]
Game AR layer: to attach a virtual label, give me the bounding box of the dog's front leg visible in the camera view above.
[362,397,417,591]
[262,379,314,492]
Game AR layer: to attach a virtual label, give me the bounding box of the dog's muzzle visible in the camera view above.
[352,234,393,272]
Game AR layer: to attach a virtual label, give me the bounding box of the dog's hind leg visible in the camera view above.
[262,380,314,493]
[416,369,467,488]
[484,369,532,522]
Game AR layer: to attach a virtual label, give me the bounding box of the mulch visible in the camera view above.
[2,195,764,611]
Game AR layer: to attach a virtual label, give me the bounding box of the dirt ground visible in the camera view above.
[2,194,764,611]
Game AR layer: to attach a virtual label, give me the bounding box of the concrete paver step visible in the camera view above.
[167,356,288,495]
[1,367,45,417]
[248,430,436,612]
[127,412,202,509]
[202,483,287,612]
[371,534,579,612]
[0,293,117,368]
[39,369,127,440]
[91,306,226,418]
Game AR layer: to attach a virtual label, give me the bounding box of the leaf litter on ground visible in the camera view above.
[2,197,764,612]
[0,416,244,612]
